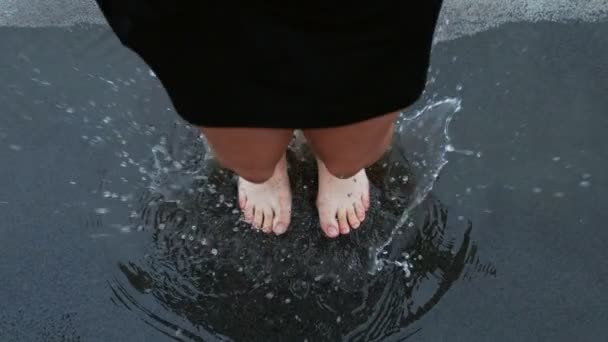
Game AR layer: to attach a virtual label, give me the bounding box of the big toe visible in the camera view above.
[272,210,290,235]
[243,201,254,223]
[238,190,247,210]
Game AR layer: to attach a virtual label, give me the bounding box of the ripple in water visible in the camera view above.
[107,98,495,341]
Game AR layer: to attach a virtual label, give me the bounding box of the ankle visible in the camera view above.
[317,157,362,179]
[238,169,274,184]
[238,154,287,184]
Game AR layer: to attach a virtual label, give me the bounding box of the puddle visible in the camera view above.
[99,98,493,340]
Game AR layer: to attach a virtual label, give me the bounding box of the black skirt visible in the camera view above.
[95,1,443,128]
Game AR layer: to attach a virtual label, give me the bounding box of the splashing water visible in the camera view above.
[370,98,462,273]
[127,98,462,274]
[102,97,491,340]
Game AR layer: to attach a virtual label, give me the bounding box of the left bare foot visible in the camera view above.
[239,154,292,235]
[315,158,370,238]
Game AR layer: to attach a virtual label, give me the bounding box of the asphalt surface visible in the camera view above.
[0,9,607,342]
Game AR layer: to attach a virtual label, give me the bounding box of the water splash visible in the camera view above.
[100,97,496,340]
[370,98,462,273]
[126,98,463,278]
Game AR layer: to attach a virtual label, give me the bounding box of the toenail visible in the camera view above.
[274,224,286,234]
[328,226,338,236]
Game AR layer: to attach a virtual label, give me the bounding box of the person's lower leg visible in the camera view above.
[200,127,293,234]
[319,122,394,179]
[303,112,398,238]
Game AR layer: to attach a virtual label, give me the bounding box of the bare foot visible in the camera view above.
[316,158,370,238]
[238,154,292,235]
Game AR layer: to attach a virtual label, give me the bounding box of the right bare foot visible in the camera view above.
[316,158,370,238]
[238,154,292,235]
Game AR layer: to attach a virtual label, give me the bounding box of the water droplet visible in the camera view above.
[265,292,274,299]
[66,107,75,114]
[456,84,463,91]
[211,248,218,255]
[552,156,561,162]
[95,208,109,214]
[579,181,591,188]
[533,187,542,194]
[553,192,565,198]
[9,145,23,151]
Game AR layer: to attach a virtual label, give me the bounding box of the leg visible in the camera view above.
[302,111,399,238]
[200,127,294,235]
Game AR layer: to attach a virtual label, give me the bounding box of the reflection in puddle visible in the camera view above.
[106,99,495,340]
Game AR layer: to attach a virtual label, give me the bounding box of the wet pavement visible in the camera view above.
[1,14,608,342]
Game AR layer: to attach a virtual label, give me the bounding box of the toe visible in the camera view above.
[262,208,274,233]
[354,202,366,221]
[253,206,264,229]
[347,207,361,229]
[243,201,254,223]
[272,221,288,235]
[362,192,371,211]
[318,206,340,238]
[238,188,247,209]
[337,208,350,234]
[272,205,291,236]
